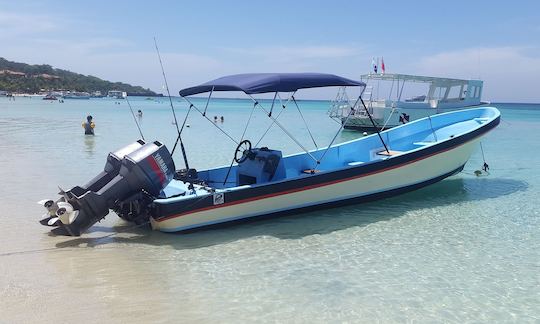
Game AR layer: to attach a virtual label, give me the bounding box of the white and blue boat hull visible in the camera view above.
[151,107,500,233]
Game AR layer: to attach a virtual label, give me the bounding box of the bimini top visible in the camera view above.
[179,73,365,97]
[360,73,481,85]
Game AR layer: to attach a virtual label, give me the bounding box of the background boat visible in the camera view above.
[63,91,91,99]
[329,73,488,131]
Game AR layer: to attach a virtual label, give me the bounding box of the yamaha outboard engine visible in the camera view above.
[39,140,146,227]
[39,140,175,236]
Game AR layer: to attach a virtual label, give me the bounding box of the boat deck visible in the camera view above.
[157,108,496,203]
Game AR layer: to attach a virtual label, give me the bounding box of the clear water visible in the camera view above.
[0,97,538,323]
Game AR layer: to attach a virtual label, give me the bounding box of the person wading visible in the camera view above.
[82,115,96,135]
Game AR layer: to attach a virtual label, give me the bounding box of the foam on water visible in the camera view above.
[0,97,538,323]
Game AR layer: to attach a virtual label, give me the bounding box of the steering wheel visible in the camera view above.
[234,140,252,163]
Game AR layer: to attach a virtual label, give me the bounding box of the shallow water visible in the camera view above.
[0,97,538,323]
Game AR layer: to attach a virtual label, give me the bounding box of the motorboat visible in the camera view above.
[329,73,489,131]
[38,73,500,236]
[42,94,58,100]
[63,91,91,99]
[107,90,126,99]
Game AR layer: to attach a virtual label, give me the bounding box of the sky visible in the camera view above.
[0,0,539,102]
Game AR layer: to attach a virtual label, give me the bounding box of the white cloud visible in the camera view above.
[223,45,363,63]
[0,11,58,36]
[413,47,540,102]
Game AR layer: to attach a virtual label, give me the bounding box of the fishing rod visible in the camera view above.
[125,95,145,140]
[153,37,190,170]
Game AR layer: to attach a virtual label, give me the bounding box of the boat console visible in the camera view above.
[236,147,285,186]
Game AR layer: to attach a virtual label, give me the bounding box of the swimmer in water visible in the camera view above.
[82,115,95,135]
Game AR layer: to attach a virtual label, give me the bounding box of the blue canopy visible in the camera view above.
[179,73,365,97]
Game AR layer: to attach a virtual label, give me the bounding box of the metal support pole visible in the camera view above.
[247,94,318,163]
[202,86,214,116]
[360,97,390,154]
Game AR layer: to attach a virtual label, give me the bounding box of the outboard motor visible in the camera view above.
[39,140,175,236]
[39,140,146,226]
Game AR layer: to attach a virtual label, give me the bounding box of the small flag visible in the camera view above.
[381,57,386,74]
[372,57,378,74]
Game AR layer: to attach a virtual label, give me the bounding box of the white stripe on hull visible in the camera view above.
[151,138,480,232]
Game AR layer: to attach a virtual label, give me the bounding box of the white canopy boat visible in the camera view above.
[329,73,488,131]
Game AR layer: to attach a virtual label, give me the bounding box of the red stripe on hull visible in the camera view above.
[156,137,478,223]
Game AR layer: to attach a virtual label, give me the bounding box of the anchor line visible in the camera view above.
[0,221,153,257]
[479,141,490,172]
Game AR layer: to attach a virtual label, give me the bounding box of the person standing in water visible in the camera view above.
[82,115,95,135]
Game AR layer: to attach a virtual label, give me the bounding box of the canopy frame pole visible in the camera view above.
[389,78,394,101]
[398,79,405,102]
[360,97,390,154]
[269,92,277,117]
[202,86,214,117]
[315,90,362,167]
[254,92,292,147]
[247,94,318,163]
[181,96,239,145]
[292,95,318,149]
[222,100,258,185]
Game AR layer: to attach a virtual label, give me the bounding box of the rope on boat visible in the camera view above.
[480,142,490,172]
[462,142,491,177]
[471,141,490,176]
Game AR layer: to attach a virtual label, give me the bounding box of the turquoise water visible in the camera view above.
[0,97,538,323]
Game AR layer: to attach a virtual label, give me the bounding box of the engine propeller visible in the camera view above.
[38,199,61,226]
[55,202,79,225]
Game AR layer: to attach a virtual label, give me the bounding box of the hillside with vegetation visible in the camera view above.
[0,57,158,96]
